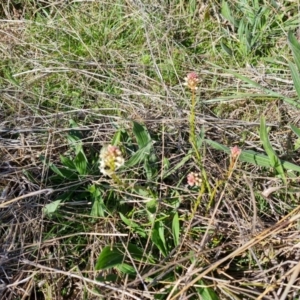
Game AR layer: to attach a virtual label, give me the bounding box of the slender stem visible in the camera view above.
[189,89,211,196]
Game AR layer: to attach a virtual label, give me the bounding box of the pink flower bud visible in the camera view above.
[184,72,199,91]
[230,146,241,159]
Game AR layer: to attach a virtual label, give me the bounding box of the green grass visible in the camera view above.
[1,0,300,299]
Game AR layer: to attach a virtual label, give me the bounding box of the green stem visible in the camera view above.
[189,90,211,195]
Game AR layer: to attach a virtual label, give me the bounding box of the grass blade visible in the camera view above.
[205,139,300,172]
[288,30,300,71]
[289,61,300,100]
[290,124,300,138]
[260,116,286,182]
[172,212,180,247]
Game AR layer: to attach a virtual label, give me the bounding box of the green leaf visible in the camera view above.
[205,139,300,172]
[172,212,180,247]
[74,151,87,175]
[221,0,238,27]
[290,124,300,138]
[289,61,300,100]
[49,163,77,179]
[60,155,76,170]
[96,274,118,283]
[152,221,167,257]
[260,117,286,183]
[119,213,147,238]
[111,128,122,145]
[196,280,219,300]
[146,198,157,215]
[67,124,83,154]
[220,41,233,56]
[124,143,152,168]
[163,151,192,179]
[95,243,152,270]
[43,200,61,216]
[288,31,300,71]
[95,246,124,270]
[144,157,156,180]
[116,263,136,275]
[224,68,300,109]
[133,121,152,149]
[89,185,105,217]
[69,119,84,138]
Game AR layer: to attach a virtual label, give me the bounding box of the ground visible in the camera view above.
[1,0,300,299]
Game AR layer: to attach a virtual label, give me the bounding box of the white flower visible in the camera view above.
[99,145,124,177]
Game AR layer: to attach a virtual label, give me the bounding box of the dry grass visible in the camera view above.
[1,0,300,299]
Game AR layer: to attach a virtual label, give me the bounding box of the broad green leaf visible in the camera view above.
[22,169,38,183]
[116,263,136,275]
[96,274,118,283]
[74,151,87,175]
[260,117,286,183]
[157,221,167,252]
[95,246,124,270]
[172,212,180,247]
[151,226,167,257]
[288,31,300,71]
[163,157,170,173]
[89,185,105,217]
[43,200,61,216]
[49,163,77,179]
[69,119,84,139]
[95,243,153,270]
[205,139,300,172]
[67,122,83,155]
[49,163,65,178]
[294,139,300,151]
[289,61,300,100]
[60,155,76,170]
[132,121,152,149]
[291,125,300,151]
[90,196,105,217]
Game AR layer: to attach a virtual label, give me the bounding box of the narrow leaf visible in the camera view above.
[124,143,152,168]
[260,117,286,182]
[196,280,220,300]
[289,61,300,100]
[221,0,238,27]
[119,213,147,238]
[288,30,300,71]
[225,69,300,109]
[163,152,192,179]
[290,124,300,138]
[205,139,300,172]
[172,212,180,247]
[152,226,167,257]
